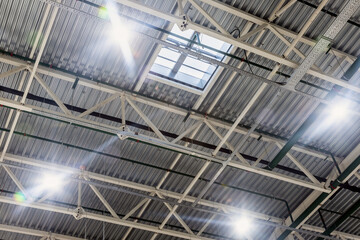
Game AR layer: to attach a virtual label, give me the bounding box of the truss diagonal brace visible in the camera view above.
[78,93,120,118]
[0,66,26,79]
[212,82,268,156]
[2,166,32,200]
[267,25,305,59]
[150,160,211,239]
[123,198,149,220]
[188,0,229,35]
[171,121,203,144]
[204,120,248,164]
[275,142,321,185]
[84,175,120,219]
[33,73,72,116]
[238,23,267,41]
[126,97,168,142]
[156,192,194,235]
[269,0,297,22]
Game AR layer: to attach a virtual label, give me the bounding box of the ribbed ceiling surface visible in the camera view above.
[0,0,360,239]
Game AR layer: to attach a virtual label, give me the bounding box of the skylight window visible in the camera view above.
[183,57,212,72]
[168,25,194,44]
[179,65,205,79]
[197,34,228,59]
[150,25,231,90]
[154,48,181,69]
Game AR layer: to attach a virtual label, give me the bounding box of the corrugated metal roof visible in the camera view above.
[0,0,360,239]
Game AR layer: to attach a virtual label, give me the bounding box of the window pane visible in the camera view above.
[179,65,205,79]
[158,48,181,61]
[183,57,211,72]
[150,24,232,90]
[154,56,175,69]
[200,34,225,49]
[197,34,231,59]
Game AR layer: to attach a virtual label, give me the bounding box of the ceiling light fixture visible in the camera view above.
[40,173,65,192]
[326,98,352,122]
[107,1,133,61]
[232,215,253,236]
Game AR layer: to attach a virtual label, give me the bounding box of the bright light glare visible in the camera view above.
[41,173,64,192]
[107,2,133,62]
[232,216,253,236]
[326,99,352,122]
[328,104,346,121]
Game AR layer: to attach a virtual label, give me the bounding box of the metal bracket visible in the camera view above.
[118,130,130,140]
[73,207,85,220]
[178,14,189,31]
[120,125,130,132]
[331,153,342,175]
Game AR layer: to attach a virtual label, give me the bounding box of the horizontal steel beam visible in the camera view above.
[37,0,358,63]
[0,196,213,240]
[0,99,32,112]
[2,152,282,223]
[0,224,85,240]
[1,194,344,240]
[0,53,334,161]
[119,131,329,192]
[0,96,330,192]
[1,153,358,240]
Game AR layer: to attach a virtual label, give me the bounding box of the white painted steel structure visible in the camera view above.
[0,0,359,239]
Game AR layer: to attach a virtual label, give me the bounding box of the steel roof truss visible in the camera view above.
[33,73,72,116]
[115,0,360,93]
[118,131,329,192]
[120,123,203,239]
[1,153,358,240]
[0,95,330,192]
[268,0,297,22]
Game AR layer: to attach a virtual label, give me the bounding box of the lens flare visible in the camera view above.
[14,192,26,203]
[98,6,109,19]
